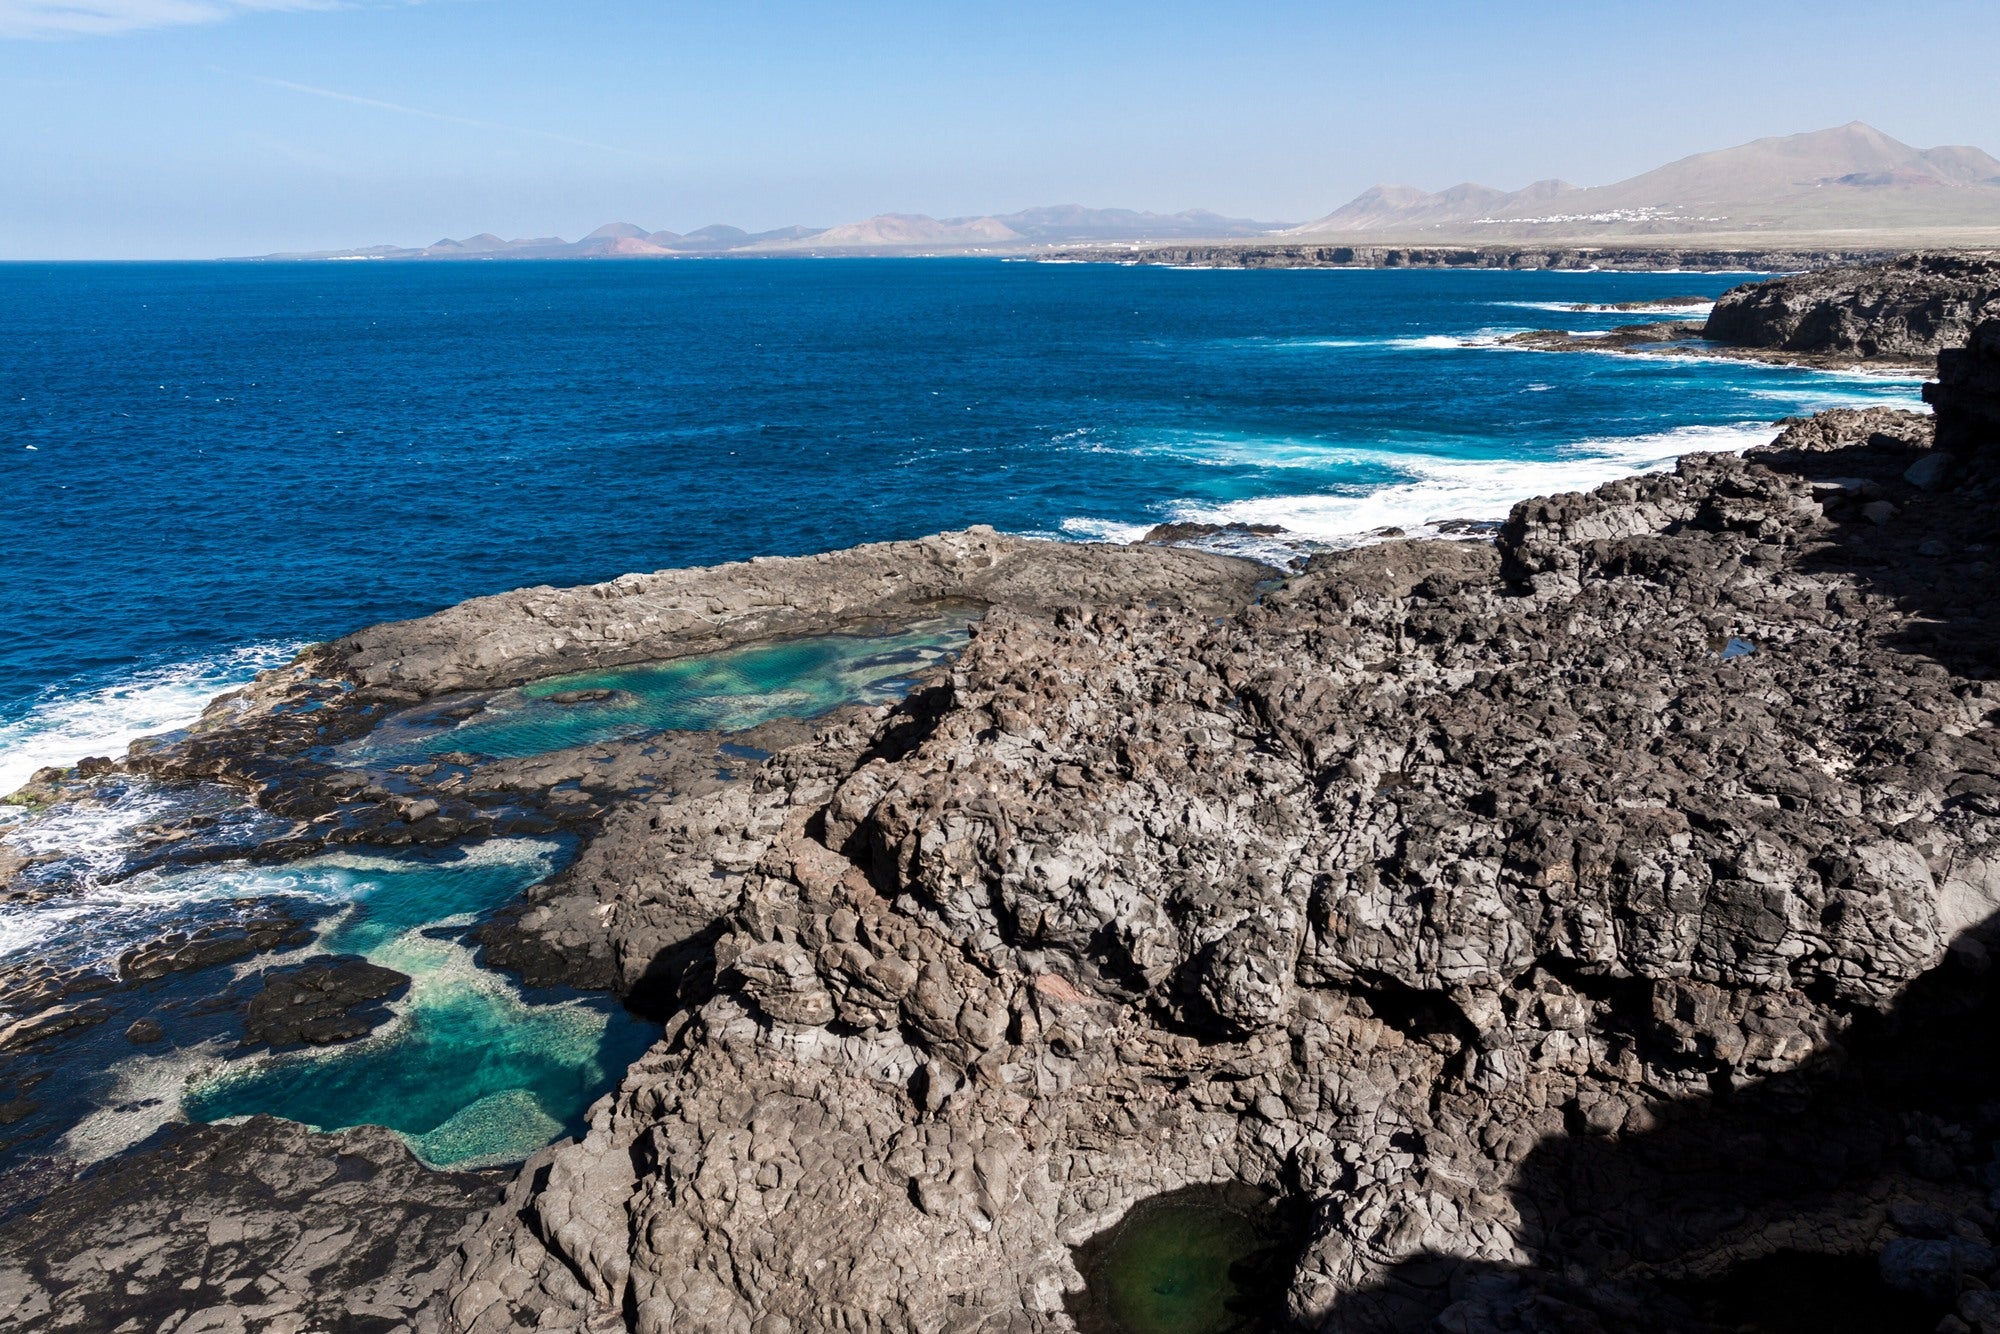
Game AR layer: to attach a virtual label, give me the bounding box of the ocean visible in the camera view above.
[0,258,1924,794]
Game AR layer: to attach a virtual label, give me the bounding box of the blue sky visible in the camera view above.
[4,0,1998,258]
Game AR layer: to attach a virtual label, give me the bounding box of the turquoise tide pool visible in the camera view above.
[177,841,655,1168]
[340,613,974,765]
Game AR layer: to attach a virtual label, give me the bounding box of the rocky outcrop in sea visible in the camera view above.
[1502,252,2000,373]
[1705,253,2000,363]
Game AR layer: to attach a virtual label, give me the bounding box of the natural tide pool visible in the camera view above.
[336,612,976,766]
[10,619,983,1172]
[1069,1184,1303,1334]
[165,840,655,1168]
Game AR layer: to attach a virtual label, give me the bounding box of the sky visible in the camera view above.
[3,0,1999,258]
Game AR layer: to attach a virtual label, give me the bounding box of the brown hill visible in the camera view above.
[1292,123,2000,241]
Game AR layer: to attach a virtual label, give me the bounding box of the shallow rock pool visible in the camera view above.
[338,612,975,765]
[176,840,654,1168]
[1070,1183,1302,1334]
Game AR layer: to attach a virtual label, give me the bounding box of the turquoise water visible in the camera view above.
[176,840,656,1167]
[340,614,973,765]
[9,620,984,1169]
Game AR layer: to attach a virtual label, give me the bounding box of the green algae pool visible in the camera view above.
[341,613,975,765]
[179,840,655,1168]
[1071,1185,1298,1334]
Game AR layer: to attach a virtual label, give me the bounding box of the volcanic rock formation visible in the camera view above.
[403,380,2000,1332]
[0,1117,503,1331]
[1705,252,2000,363]
[1928,317,2000,452]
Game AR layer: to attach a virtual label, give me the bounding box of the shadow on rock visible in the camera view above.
[1326,333,2000,1334]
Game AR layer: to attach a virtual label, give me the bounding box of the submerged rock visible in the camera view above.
[117,913,313,982]
[241,954,411,1047]
[541,687,622,705]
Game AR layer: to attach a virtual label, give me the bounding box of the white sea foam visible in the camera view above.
[1059,517,1157,544]
[1743,383,1929,412]
[1060,422,1788,562]
[1269,330,1514,352]
[309,836,564,879]
[0,643,300,797]
[1390,334,1477,350]
[1497,300,1714,318]
[0,854,278,966]
[60,1038,235,1164]
[1197,423,1772,539]
[0,833,566,969]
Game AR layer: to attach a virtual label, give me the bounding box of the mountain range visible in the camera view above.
[1288,122,2000,240]
[256,206,1284,260]
[251,122,2000,260]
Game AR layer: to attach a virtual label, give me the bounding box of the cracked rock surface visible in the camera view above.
[417,394,2000,1331]
[0,1116,503,1334]
[1705,252,2000,364]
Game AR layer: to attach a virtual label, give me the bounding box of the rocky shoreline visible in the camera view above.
[1502,252,2000,373]
[7,273,2000,1332]
[413,384,2000,1333]
[1034,243,1909,272]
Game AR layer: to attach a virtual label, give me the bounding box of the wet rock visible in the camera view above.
[1503,320,1706,355]
[0,1003,109,1052]
[1140,520,1285,545]
[543,688,620,705]
[123,1018,163,1044]
[0,1117,502,1333]
[118,914,313,982]
[241,955,410,1047]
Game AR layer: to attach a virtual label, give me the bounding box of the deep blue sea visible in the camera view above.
[0,258,1925,791]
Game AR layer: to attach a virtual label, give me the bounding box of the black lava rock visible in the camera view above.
[241,955,410,1048]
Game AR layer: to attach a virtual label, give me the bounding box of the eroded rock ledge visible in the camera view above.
[331,527,1265,695]
[386,358,2000,1332]
[1503,251,2000,373]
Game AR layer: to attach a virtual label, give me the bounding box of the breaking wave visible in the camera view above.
[0,643,299,798]
[1060,422,1789,562]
